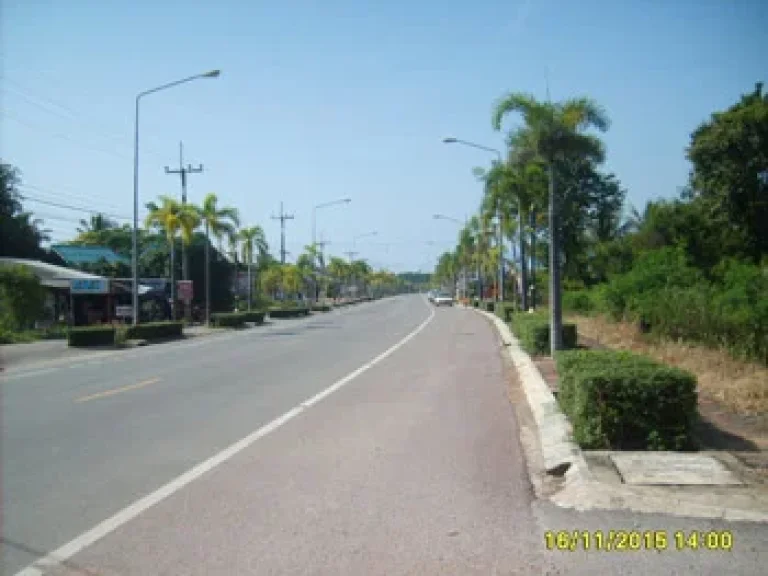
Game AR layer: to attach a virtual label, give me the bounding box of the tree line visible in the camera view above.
[1,164,410,326]
[433,83,767,363]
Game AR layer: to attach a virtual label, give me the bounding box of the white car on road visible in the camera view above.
[432,292,454,307]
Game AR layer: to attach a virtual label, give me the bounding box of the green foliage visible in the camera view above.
[126,321,183,340]
[510,312,577,354]
[0,264,46,331]
[211,312,247,328]
[269,307,310,319]
[312,304,332,312]
[242,310,266,324]
[68,326,116,347]
[495,302,516,322]
[562,290,597,314]
[556,350,698,450]
[687,83,768,263]
[484,300,495,312]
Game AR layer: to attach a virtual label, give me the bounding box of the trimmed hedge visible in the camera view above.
[555,349,698,450]
[312,304,332,312]
[211,312,247,328]
[510,313,577,355]
[269,307,310,319]
[241,311,266,324]
[126,321,183,340]
[67,325,115,347]
[495,302,516,322]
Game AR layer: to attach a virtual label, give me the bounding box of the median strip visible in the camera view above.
[76,378,161,403]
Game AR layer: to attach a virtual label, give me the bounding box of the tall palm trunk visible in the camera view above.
[247,256,252,311]
[518,208,528,311]
[169,239,176,320]
[205,222,211,325]
[530,208,537,309]
[548,163,563,352]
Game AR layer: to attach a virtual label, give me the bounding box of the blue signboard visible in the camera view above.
[70,278,110,294]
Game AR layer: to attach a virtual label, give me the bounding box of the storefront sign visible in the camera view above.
[70,278,109,294]
[177,280,193,303]
[115,305,133,317]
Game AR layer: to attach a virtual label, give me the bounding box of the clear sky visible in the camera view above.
[3,0,766,273]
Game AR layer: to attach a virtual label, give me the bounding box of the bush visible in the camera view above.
[211,312,247,328]
[510,313,577,355]
[126,321,183,340]
[555,349,698,450]
[312,304,332,312]
[269,307,310,319]
[68,326,115,347]
[495,302,516,322]
[484,300,495,312]
[0,264,46,331]
[473,299,480,308]
[562,290,597,314]
[241,310,266,324]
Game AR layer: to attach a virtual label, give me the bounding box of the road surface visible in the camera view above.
[2,295,765,575]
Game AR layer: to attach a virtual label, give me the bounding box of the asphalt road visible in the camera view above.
[2,295,766,575]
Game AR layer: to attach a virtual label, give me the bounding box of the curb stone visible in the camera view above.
[470,306,768,522]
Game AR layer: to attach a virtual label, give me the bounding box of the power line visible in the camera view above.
[18,194,134,221]
[1,80,169,160]
[18,183,127,214]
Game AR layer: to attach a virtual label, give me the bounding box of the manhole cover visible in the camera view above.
[610,452,743,486]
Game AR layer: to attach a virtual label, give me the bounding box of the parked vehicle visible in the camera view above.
[433,292,454,307]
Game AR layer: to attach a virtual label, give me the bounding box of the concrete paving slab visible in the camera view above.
[611,452,743,485]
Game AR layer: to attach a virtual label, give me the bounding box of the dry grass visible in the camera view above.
[567,313,768,416]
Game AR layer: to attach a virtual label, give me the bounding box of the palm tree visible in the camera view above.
[493,92,609,352]
[77,213,118,234]
[195,193,240,324]
[144,196,200,319]
[350,259,372,297]
[238,226,267,310]
[327,257,350,298]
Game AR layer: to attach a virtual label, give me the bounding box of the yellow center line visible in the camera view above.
[76,378,161,403]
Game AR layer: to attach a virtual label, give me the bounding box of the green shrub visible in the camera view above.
[211,312,247,328]
[484,300,495,312]
[241,310,266,324]
[269,307,310,319]
[0,264,46,331]
[555,350,698,450]
[510,313,577,355]
[495,302,516,322]
[562,290,596,314]
[473,299,480,308]
[126,321,183,340]
[68,326,115,347]
[312,304,332,312]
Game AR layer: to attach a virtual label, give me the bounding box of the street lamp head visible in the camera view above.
[202,69,221,78]
[442,137,457,144]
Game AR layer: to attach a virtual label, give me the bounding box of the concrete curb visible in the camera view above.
[476,309,588,480]
[470,306,768,522]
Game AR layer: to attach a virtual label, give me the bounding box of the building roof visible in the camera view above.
[0,258,105,289]
[51,244,129,266]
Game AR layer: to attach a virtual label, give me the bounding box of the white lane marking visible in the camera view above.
[15,296,434,576]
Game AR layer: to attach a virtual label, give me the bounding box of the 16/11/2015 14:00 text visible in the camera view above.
[544,530,734,552]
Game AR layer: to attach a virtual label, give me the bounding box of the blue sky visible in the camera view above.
[3,0,766,272]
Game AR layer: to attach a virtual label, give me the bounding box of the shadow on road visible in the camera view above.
[2,537,99,576]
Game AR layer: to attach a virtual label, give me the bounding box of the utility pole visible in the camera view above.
[165,141,203,281]
[345,251,359,298]
[271,202,294,264]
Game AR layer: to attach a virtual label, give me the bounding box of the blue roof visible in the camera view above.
[52,244,130,265]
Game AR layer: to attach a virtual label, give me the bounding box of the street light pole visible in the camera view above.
[433,213,469,299]
[131,69,220,325]
[311,198,351,302]
[442,137,505,303]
